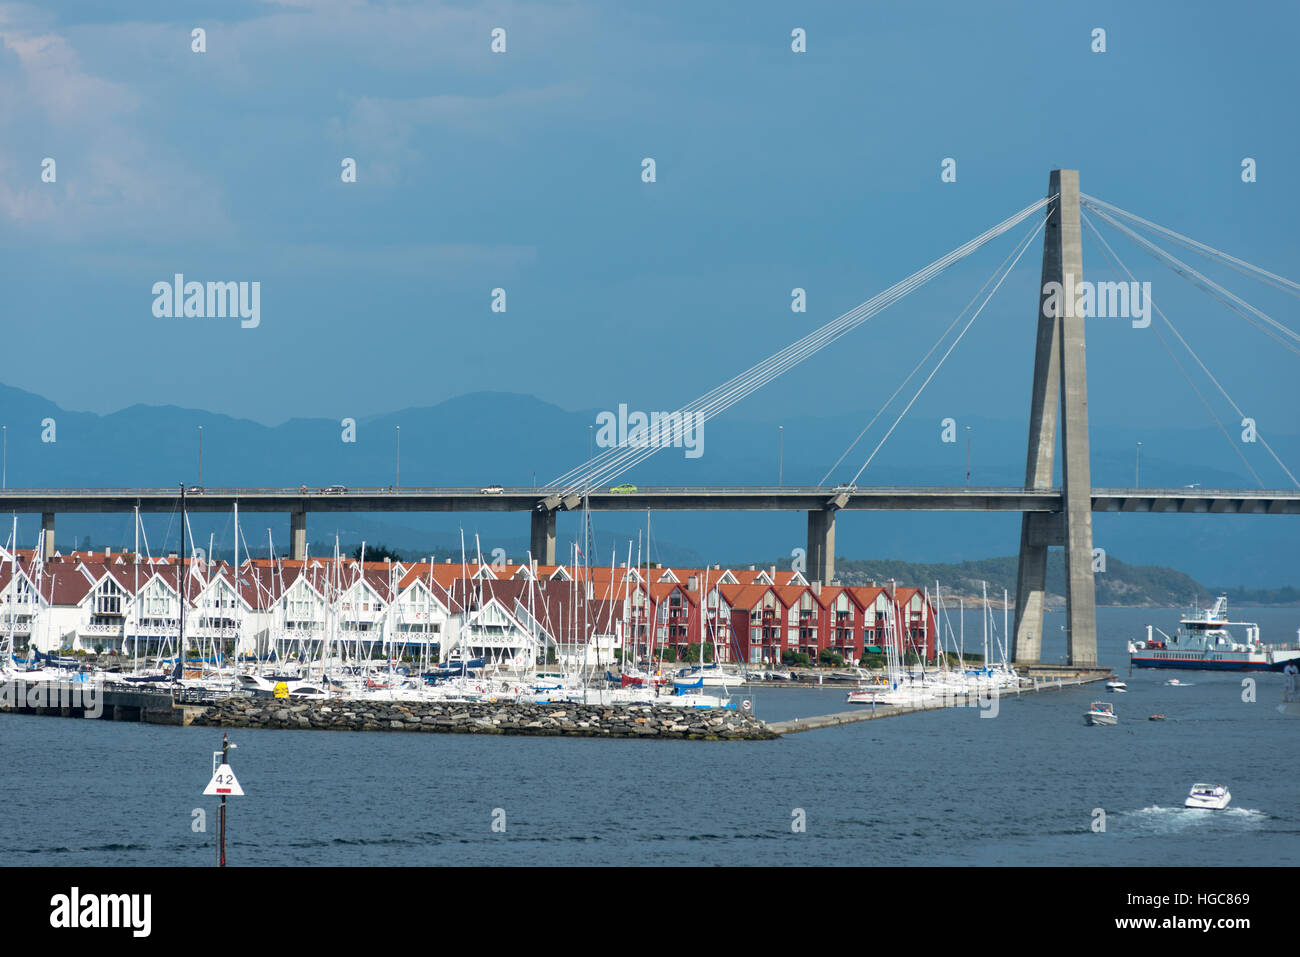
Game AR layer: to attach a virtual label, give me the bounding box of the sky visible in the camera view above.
[2,0,1298,485]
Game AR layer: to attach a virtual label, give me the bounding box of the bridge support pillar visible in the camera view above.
[530,508,557,565]
[290,510,306,561]
[806,508,836,585]
[40,513,55,558]
[1012,169,1098,667]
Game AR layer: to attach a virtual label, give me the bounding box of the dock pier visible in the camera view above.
[0,679,190,726]
[766,668,1111,735]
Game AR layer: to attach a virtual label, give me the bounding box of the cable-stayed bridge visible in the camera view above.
[4,170,1297,668]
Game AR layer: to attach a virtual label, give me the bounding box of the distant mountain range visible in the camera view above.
[1,382,1296,588]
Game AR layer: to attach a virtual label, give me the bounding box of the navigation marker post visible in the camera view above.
[202,733,243,866]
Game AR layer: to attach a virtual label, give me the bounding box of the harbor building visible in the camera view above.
[0,547,936,667]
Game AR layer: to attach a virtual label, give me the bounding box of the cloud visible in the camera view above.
[0,1,594,236]
[328,83,586,185]
[0,5,230,239]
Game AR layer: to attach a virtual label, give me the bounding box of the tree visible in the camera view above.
[782,650,810,667]
[353,543,403,563]
[819,648,844,667]
[683,642,715,664]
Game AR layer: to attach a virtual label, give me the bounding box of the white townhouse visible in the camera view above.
[0,558,45,651]
[385,567,459,662]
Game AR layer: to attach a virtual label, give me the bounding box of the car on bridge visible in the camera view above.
[480,485,505,494]
[610,484,638,494]
[186,485,204,494]
[321,485,347,494]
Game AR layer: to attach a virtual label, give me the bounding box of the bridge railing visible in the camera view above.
[0,485,1294,497]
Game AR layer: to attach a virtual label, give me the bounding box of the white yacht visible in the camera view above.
[1105,679,1127,692]
[1084,701,1117,726]
[1184,783,1231,810]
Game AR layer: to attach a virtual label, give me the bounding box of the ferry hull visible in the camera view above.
[1129,654,1298,672]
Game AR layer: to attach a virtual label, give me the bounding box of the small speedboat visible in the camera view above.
[1105,679,1128,692]
[1084,701,1117,726]
[1167,678,1186,686]
[1185,783,1231,810]
[1149,713,1166,721]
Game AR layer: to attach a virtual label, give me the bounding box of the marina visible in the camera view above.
[1,655,1292,868]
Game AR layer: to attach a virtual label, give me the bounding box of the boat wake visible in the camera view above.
[1121,805,1267,834]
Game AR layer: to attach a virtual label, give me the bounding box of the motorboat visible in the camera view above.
[1084,701,1117,726]
[664,692,736,710]
[1149,713,1166,721]
[1184,783,1231,810]
[1167,678,1187,686]
[1105,679,1127,692]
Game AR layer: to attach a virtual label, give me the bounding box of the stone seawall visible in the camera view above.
[189,697,777,740]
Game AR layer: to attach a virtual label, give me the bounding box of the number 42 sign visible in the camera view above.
[204,763,244,797]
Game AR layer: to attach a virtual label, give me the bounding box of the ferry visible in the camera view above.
[1128,596,1300,672]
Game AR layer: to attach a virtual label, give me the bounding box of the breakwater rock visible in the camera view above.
[189,697,778,740]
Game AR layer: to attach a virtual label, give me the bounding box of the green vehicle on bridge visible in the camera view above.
[610,484,637,494]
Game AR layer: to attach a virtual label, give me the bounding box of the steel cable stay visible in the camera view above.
[844,212,1049,488]
[1082,211,1299,489]
[1082,213,1266,489]
[549,197,1057,493]
[1080,193,1300,301]
[820,212,1047,486]
[1083,205,1300,357]
[548,195,1056,495]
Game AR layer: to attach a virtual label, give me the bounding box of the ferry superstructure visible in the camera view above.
[1128,596,1300,672]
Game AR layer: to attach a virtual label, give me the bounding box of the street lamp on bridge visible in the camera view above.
[965,426,972,488]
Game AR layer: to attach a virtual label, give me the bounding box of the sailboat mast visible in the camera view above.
[233,501,240,664]
[179,484,187,668]
[981,580,988,667]
[1003,588,1009,670]
[6,514,16,666]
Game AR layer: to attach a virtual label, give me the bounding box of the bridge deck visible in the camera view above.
[0,486,1296,514]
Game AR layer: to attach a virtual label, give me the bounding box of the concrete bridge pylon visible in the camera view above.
[1012,169,1098,667]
